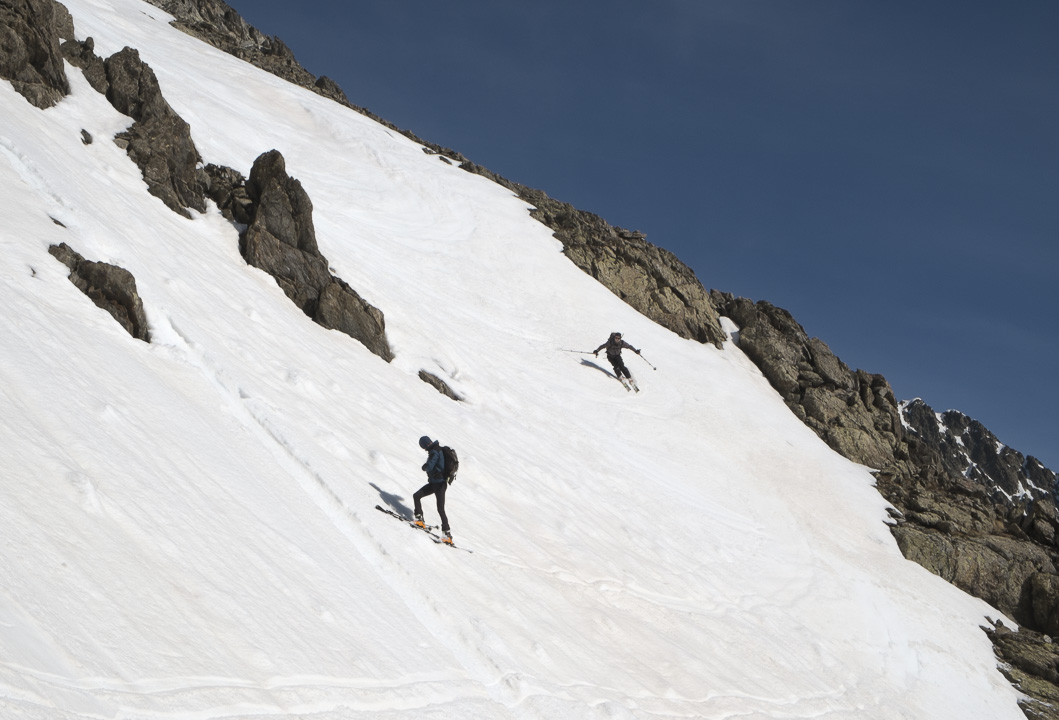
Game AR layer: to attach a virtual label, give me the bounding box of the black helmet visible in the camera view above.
[419,436,432,449]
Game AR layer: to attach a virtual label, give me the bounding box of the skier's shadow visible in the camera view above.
[370,482,413,518]
[581,358,618,379]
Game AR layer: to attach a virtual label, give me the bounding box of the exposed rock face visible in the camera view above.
[0,0,73,108]
[903,399,1056,503]
[203,162,252,225]
[241,150,393,362]
[103,47,209,217]
[48,242,151,342]
[60,35,108,93]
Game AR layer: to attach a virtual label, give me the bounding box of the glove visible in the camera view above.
[635,349,641,354]
[593,351,598,356]
[421,463,428,471]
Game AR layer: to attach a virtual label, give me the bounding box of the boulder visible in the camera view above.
[48,242,150,342]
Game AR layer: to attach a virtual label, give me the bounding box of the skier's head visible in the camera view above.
[611,332,622,340]
[419,435,433,449]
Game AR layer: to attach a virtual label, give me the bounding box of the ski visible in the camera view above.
[374,505,472,552]
[375,504,437,530]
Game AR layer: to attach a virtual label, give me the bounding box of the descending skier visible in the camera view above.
[413,435,453,543]
[593,332,640,391]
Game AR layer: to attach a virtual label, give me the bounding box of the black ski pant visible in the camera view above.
[413,480,449,532]
[608,354,632,379]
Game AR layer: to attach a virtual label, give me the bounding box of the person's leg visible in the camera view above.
[613,356,631,379]
[434,483,449,533]
[413,482,433,519]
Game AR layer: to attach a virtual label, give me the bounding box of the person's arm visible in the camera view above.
[424,448,443,475]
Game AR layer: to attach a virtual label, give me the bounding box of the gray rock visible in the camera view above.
[985,619,1059,719]
[103,47,208,217]
[60,35,108,93]
[418,370,462,402]
[315,279,394,363]
[1032,573,1059,637]
[0,0,71,108]
[246,149,319,255]
[48,242,150,342]
[203,162,252,225]
[240,150,393,362]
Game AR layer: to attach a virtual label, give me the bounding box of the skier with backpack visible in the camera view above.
[593,332,641,392]
[413,435,458,544]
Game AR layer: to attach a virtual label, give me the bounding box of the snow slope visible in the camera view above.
[0,1,1024,718]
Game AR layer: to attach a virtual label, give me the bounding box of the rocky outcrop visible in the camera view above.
[240,150,393,362]
[102,47,209,217]
[0,0,73,108]
[48,242,151,342]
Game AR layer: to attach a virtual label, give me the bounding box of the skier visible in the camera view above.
[413,435,453,544]
[593,332,640,391]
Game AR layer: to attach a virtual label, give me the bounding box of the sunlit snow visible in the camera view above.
[0,1,1024,718]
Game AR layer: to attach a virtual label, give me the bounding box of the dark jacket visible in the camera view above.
[422,441,446,483]
[595,334,638,358]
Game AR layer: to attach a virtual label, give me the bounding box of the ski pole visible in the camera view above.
[559,348,594,355]
[636,352,657,370]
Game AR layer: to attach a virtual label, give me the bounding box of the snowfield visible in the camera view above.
[0,1,1025,718]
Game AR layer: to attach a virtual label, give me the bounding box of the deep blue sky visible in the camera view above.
[225,0,1058,470]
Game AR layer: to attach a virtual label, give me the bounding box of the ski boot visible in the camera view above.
[442,531,454,545]
[414,513,426,529]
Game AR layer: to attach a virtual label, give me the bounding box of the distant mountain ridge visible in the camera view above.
[902,398,1057,504]
[6,0,1057,715]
